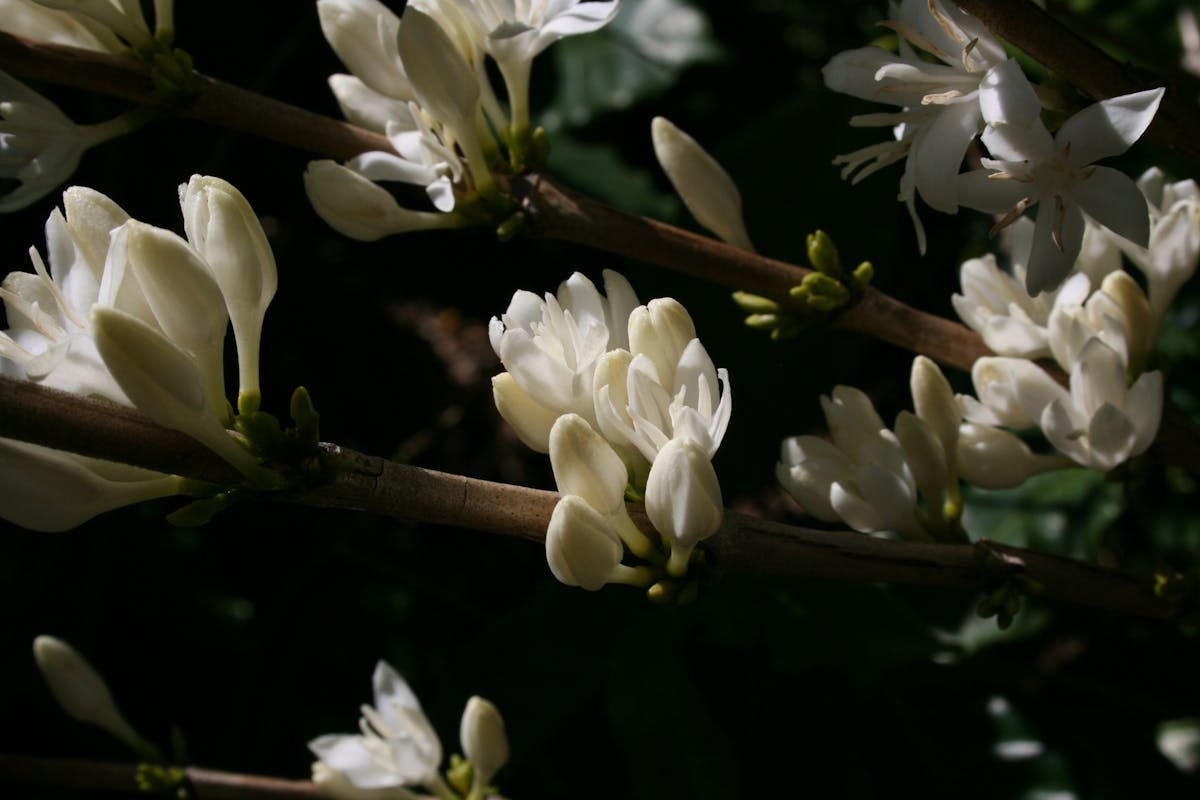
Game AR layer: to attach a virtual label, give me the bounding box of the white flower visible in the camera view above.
[650,116,753,251]
[1115,167,1200,323]
[180,175,277,404]
[489,270,638,452]
[644,437,723,576]
[459,696,508,798]
[26,0,158,50]
[777,385,923,537]
[309,661,445,793]
[593,299,731,463]
[545,495,626,590]
[0,0,124,52]
[0,438,182,532]
[822,0,1006,251]
[1040,337,1162,471]
[32,635,145,751]
[311,762,419,800]
[1046,270,1154,375]
[0,70,137,212]
[303,160,463,241]
[433,0,620,132]
[956,423,1068,490]
[958,59,1164,294]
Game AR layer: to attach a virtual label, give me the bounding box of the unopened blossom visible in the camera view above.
[645,437,723,575]
[490,270,638,452]
[956,423,1069,490]
[459,697,509,797]
[0,71,140,212]
[33,635,145,752]
[180,175,277,405]
[20,0,164,50]
[0,439,183,532]
[303,160,462,241]
[650,116,753,250]
[822,0,1007,251]
[1113,167,1200,322]
[1041,337,1162,471]
[545,495,627,590]
[309,661,448,793]
[958,59,1164,294]
[593,298,731,464]
[1046,270,1154,375]
[0,0,124,52]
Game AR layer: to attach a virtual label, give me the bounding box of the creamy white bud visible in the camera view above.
[460,696,509,794]
[548,414,628,515]
[545,495,624,590]
[645,438,723,576]
[491,372,559,453]
[304,160,459,241]
[32,635,144,751]
[956,423,1069,490]
[651,116,753,251]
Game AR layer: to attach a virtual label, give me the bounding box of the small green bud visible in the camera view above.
[447,754,473,795]
[744,313,781,330]
[647,580,677,605]
[851,261,874,289]
[237,390,261,416]
[167,494,233,527]
[806,229,842,277]
[290,386,321,450]
[526,126,550,171]
[731,291,779,314]
[496,211,527,242]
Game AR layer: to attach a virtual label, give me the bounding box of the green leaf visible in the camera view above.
[545,0,722,129]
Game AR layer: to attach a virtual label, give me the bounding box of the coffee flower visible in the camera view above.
[490,270,638,452]
[7,0,171,52]
[958,59,1163,293]
[822,0,1006,251]
[310,661,510,800]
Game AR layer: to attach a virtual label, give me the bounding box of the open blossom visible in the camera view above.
[822,0,1006,251]
[3,0,172,51]
[778,358,964,540]
[310,661,509,800]
[490,270,638,452]
[958,59,1163,294]
[310,662,445,792]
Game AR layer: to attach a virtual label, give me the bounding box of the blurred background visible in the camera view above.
[2,0,1200,796]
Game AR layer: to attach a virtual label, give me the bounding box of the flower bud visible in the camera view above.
[491,372,559,453]
[0,438,182,532]
[628,298,696,386]
[957,423,1069,489]
[396,9,478,149]
[545,495,624,590]
[645,438,723,576]
[33,635,144,752]
[651,116,753,251]
[304,160,457,241]
[181,175,278,400]
[316,0,409,99]
[460,696,509,793]
[548,414,628,516]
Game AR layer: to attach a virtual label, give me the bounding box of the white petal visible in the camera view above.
[548,414,628,515]
[1071,165,1150,248]
[491,373,559,453]
[978,59,1042,127]
[1025,199,1084,295]
[1057,88,1164,166]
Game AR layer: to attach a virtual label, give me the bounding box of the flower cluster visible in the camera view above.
[310,661,509,800]
[305,0,619,241]
[0,0,175,54]
[0,176,278,531]
[491,270,730,587]
[823,0,1163,294]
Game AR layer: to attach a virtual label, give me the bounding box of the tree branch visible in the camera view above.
[954,0,1200,158]
[0,754,320,799]
[0,377,1192,624]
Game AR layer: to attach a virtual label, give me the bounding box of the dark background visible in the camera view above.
[2,1,1200,797]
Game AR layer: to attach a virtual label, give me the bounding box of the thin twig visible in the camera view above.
[954,0,1200,158]
[0,377,1192,624]
[0,754,320,799]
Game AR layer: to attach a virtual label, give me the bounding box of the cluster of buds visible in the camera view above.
[490,270,730,593]
[0,176,282,531]
[310,661,509,800]
[304,0,619,240]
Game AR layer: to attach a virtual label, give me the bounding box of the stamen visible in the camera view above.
[961,37,979,71]
[922,89,964,105]
[988,197,1034,237]
[29,247,86,329]
[0,287,66,341]
[877,20,951,61]
[928,0,964,46]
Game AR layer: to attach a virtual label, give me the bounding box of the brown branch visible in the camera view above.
[0,32,389,161]
[506,173,994,374]
[0,754,320,799]
[0,376,1193,624]
[955,0,1200,158]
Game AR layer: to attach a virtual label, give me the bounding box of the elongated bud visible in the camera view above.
[33,636,144,752]
[492,372,559,453]
[396,9,479,149]
[910,356,960,474]
[460,696,509,794]
[645,438,723,576]
[304,160,459,241]
[546,495,624,590]
[181,175,277,402]
[957,423,1070,489]
[548,414,628,516]
[651,116,753,251]
[628,298,696,386]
